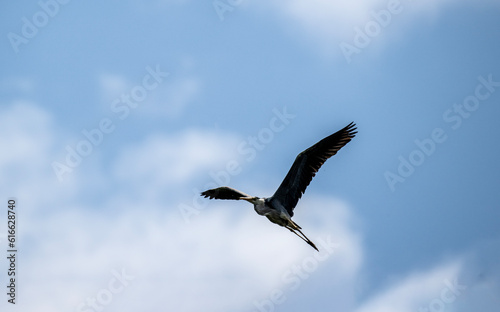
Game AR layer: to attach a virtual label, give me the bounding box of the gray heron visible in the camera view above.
[201,122,357,251]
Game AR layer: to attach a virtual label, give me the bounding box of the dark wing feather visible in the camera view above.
[201,186,251,200]
[269,122,357,216]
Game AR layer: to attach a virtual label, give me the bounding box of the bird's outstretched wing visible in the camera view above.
[201,186,251,200]
[269,122,357,217]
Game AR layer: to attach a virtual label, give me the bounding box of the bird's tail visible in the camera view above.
[297,229,319,252]
[290,220,302,229]
[286,224,318,252]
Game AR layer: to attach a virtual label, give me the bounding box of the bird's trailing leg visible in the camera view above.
[286,225,319,252]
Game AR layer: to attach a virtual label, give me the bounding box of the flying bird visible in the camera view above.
[201,122,357,251]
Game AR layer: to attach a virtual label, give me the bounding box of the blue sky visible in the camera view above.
[1,1,500,311]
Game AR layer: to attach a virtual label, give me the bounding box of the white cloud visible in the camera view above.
[0,77,36,93]
[355,262,463,312]
[0,102,363,311]
[13,195,361,312]
[112,129,242,193]
[0,102,78,212]
[148,76,200,118]
[252,0,456,57]
[98,64,200,119]
[0,101,52,167]
[2,102,499,312]
[98,74,129,104]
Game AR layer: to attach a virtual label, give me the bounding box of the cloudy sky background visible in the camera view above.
[1,1,500,311]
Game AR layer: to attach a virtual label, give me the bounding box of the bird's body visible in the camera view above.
[257,198,293,228]
[201,122,357,251]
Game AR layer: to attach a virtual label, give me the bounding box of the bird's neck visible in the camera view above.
[252,197,268,215]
